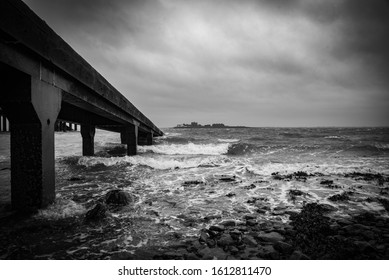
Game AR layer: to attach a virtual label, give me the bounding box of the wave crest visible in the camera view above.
[139,143,229,155]
[77,155,224,170]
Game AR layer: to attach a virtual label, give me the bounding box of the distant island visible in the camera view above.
[175,122,247,128]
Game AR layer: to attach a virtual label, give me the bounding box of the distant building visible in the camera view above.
[174,121,244,128]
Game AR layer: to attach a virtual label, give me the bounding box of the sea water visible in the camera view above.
[0,127,388,259]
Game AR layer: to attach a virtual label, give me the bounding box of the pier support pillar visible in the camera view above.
[120,129,127,144]
[2,115,7,131]
[81,124,95,156]
[146,133,153,146]
[0,70,61,212]
[123,124,138,155]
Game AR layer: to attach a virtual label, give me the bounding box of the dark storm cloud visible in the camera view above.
[23,0,389,126]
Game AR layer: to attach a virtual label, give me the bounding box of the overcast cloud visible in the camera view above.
[23,0,389,127]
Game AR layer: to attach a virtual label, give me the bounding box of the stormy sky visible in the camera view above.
[23,0,389,127]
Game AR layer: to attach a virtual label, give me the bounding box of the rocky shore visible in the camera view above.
[1,171,389,260]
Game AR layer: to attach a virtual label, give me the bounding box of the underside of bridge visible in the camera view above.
[0,0,163,213]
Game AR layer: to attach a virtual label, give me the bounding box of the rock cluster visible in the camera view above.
[84,189,135,223]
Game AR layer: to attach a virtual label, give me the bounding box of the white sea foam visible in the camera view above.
[251,161,389,176]
[138,142,230,155]
[375,143,389,149]
[217,138,240,143]
[36,199,86,219]
[324,136,342,139]
[158,132,182,139]
[78,155,225,170]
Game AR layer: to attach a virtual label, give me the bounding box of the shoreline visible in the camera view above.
[0,167,388,260]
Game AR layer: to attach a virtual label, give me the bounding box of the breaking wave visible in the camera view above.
[77,155,225,170]
[36,199,86,220]
[138,143,229,155]
[218,138,240,143]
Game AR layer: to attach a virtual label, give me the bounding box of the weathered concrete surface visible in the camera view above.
[0,65,61,211]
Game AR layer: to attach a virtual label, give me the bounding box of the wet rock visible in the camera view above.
[274,241,294,254]
[230,246,239,255]
[378,198,389,212]
[243,214,256,220]
[244,184,257,190]
[257,245,279,259]
[219,175,236,182]
[236,224,247,230]
[256,208,267,214]
[197,247,227,260]
[338,219,353,226]
[161,252,184,260]
[206,239,216,247]
[320,179,334,185]
[183,180,203,186]
[110,251,134,260]
[360,230,375,240]
[289,189,305,196]
[204,214,222,221]
[208,230,221,238]
[257,232,285,243]
[246,219,258,227]
[146,210,159,216]
[354,241,376,254]
[220,220,236,227]
[319,204,337,212]
[217,234,235,248]
[84,202,106,222]
[243,235,258,247]
[246,197,260,204]
[209,225,225,232]
[68,176,85,181]
[289,250,310,260]
[185,253,201,260]
[199,230,210,244]
[230,229,242,241]
[105,189,133,206]
[328,192,351,202]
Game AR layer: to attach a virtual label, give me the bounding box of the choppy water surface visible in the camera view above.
[0,127,389,259]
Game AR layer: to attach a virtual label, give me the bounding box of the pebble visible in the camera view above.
[206,239,216,247]
[257,232,285,243]
[246,220,258,227]
[210,225,225,232]
[217,234,235,248]
[243,236,258,247]
[258,245,279,259]
[221,220,236,227]
[199,231,209,243]
[274,241,293,254]
[289,250,310,260]
[230,246,239,255]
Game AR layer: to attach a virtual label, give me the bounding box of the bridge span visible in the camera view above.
[0,0,163,212]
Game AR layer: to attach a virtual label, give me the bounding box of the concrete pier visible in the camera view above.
[0,66,61,211]
[123,124,138,155]
[81,124,96,156]
[0,0,163,212]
